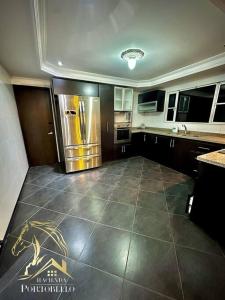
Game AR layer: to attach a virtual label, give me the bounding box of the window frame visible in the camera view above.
[211,82,225,124]
[165,82,225,124]
[165,92,179,123]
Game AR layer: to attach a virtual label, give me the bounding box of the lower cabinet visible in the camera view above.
[190,162,225,246]
[131,132,223,177]
[113,143,133,159]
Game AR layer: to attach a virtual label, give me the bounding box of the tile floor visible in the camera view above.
[0,157,225,300]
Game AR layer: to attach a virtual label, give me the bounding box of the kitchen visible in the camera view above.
[0,1,225,299]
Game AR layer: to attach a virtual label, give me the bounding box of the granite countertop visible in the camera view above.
[197,150,225,168]
[131,127,225,145]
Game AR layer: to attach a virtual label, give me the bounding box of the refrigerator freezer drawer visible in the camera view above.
[65,155,102,173]
[65,144,101,158]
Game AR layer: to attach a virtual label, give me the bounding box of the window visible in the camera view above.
[213,84,225,122]
[166,93,177,121]
[165,83,225,124]
[176,85,215,123]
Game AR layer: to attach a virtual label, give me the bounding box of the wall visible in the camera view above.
[132,73,225,134]
[0,65,28,241]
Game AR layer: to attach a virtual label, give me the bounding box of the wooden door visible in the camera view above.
[14,86,57,166]
[99,84,114,162]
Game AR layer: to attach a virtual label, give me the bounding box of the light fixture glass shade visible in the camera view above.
[121,49,144,71]
[128,58,136,70]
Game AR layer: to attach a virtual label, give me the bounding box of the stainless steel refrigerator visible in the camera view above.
[58,95,102,173]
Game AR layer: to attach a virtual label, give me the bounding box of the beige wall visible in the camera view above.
[0,65,28,241]
[132,73,225,134]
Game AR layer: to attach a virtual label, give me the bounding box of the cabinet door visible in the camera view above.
[124,144,133,158]
[123,88,133,111]
[99,84,114,162]
[113,144,124,160]
[113,143,132,159]
[131,132,144,156]
[114,87,123,111]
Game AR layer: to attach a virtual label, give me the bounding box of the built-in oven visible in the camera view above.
[114,123,131,144]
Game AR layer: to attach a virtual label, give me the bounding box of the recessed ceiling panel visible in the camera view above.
[45,0,225,80]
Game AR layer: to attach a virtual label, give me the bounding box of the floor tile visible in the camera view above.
[105,167,125,176]
[1,158,224,300]
[29,173,62,187]
[65,178,95,194]
[45,176,75,190]
[140,179,164,193]
[166,194,188,215]
[133,207,172,242]
[164,182,192,197]
[8,203,40,234]
[125,234,182,299]
[25,171,42,183]
[29,165,54,174]
[21,187,60,207]
[87,183,115,199]
[123,167,142,177]
[79,224,130,277]
[117,176,140,188]
[170,214,223,256]
[11,208,65,244]
[0,248,71,300]
[100,202,135,231]
[97,174,121,186]
[43,215,94,260]
[69,195,107,222]
[162,172,191,184]
[137,190,167,211]
[110,186,138,205]
[43,191,82,214]
[122,280,172,300]
[18,183,41,201]
[59,260,123,300]
[176,245,225,300]
[0,236,32,291]
[142,170,163,180]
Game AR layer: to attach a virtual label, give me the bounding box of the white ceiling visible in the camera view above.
[0,0,225,86]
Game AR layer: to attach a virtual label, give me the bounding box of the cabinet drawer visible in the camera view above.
[65,144,101,157]
[65,155,102,172]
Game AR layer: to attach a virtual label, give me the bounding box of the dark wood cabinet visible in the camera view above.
[190,162,225,246]
[114,143,132,159]
[131,132,224,177]
[99,84,114,162]
[131,132,144,156]
[52,78,99,96]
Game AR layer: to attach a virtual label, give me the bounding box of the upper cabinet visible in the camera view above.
[138,90,165,113]
[114,87,133,111]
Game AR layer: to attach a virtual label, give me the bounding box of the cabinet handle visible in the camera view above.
[144,134,146,142]
[124,145,126,153]
[170,139,172,148]
[106,122,109,133]
[197,146,210,151]
[121,146,124,153]
[155,136,158,144]
[173,139,175,148]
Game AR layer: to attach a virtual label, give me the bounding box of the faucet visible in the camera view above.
[182,124,187,135]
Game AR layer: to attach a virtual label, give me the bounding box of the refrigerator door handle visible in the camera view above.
[79,101,84,142]
[81,100,87,143]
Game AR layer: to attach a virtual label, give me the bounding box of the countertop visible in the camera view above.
[197,150,225,168]
[131,127,225,145]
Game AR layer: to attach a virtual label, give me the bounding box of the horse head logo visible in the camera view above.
[11,220,71,280]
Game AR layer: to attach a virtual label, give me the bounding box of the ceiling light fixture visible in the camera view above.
[58,61,63,66]
[121,49,144,70]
